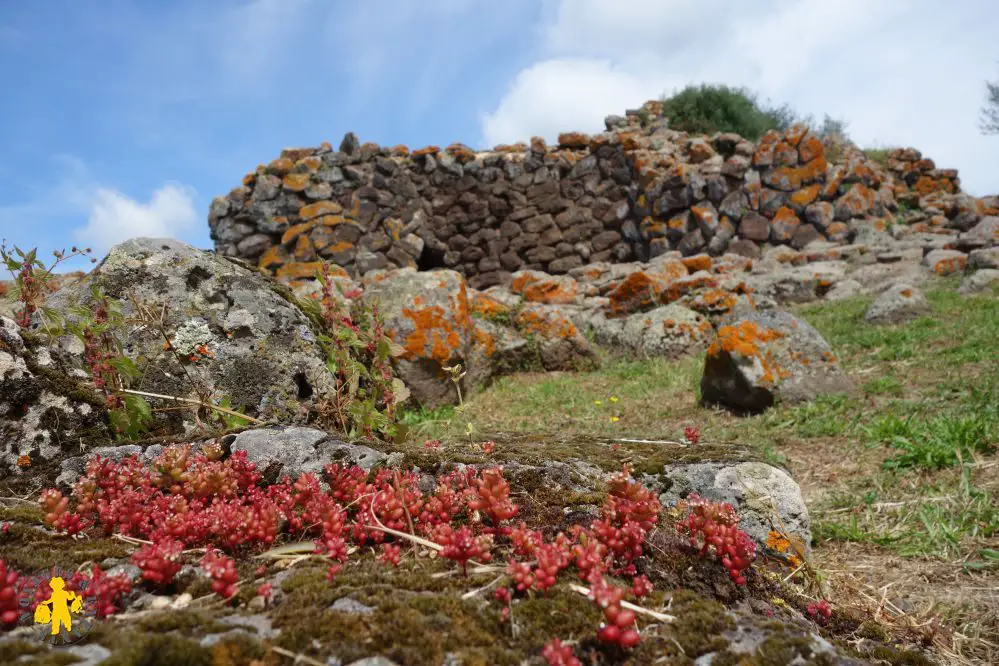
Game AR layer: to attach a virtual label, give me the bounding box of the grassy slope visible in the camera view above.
[403,278,999,664]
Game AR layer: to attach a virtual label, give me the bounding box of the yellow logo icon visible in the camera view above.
[32,577,84,636]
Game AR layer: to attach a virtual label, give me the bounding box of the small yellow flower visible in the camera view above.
[609,416,620,423]
[609,396,619,403]
[594,400,602,405]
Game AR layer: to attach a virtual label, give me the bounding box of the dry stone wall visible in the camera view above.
[208,100,994,290]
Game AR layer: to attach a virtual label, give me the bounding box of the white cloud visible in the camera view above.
[482,0,999,196]
[482,59,657,147]
[73,183,198,254]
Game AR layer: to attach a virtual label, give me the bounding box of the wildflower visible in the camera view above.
[594,400,603,405]
[609,396,619,403]
[609,416,619,423]
[683,425,701,445]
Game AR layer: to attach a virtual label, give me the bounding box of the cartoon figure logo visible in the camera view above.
[33,577,83,636]
[18,569,96,645]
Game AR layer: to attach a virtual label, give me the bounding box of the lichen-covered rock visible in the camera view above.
[513,303,600,371]
[603,262,689,317]
[701,310,851,413]
[361,268,473,409]
[43,238,336,429]
[1,316,110,477]
[509,270,579,305]
[229,425,386,483]
[958,215,999,249]
[864,283,930,325]
[922,248,967,276]
[584,303,712,360]
[465,318,531,387]
[958,268,999,294]
[968,247,999,270]
[692,607,865,665]
[657,460,810,553]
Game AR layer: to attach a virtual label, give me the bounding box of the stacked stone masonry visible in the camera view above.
[209,100,996,290]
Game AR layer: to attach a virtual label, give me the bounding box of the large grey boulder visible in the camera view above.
[700,310,851,413]
[229,425,386,483]
[657,461,810,551]
[968,247,999,270]
[43,238,335,430]
[582,303,713,359]
[958,268,999,294]
[864,283,930,325]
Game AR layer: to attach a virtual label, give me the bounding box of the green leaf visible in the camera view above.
[109,356,141,380]
[391,378,410,405]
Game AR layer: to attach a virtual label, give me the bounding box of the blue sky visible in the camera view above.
[1,0,997,271]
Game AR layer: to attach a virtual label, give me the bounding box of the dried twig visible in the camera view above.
[569,584,676,622]
[117,388,266,425]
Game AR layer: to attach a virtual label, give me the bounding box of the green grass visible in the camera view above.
[862,147,896,167]
[419,282,998,563]
[391,281,998,662]
[813,466,999,558]
[863,374,904,396]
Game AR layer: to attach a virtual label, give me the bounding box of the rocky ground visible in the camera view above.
[0,221,996,666]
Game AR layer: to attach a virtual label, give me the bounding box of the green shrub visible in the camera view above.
[863,147,895,167]
[659,84,797,140]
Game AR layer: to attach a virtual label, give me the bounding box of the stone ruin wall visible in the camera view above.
[208,99,989,290]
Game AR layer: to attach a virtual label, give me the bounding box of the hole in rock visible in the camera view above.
[417,244,446,271]
[186,266,213,290]
[293,371,314,400]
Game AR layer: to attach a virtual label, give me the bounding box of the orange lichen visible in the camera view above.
[257,246,288,272]
[325,241,354,255]
[662,273,719,304]
[797,134,824,163]
[707,321,790,386]
[242,173,256,187]
[900,288,913,298]
[681,254,713,273]
[282,173,311,192]
[514,308,579,340]
[558,132,590,149]
[446,143,477,163]
[640,218,667,238]
[605,271,670,317]
[472,323,496,358]
[789,184,820,208]
[401,305,464,365]
[689,289,739,314]
[294,156,322,173]
[266,157,294,176]
[933,256,966,276]
[300,201,344,220]
[413,146,441,157]
[281,221,317,245]
[275,261,324,282]
[318,215,348,227]
[470,293,511,319]
[511,274,578,305]
[293,234,314,259]
[914,175,954,196]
